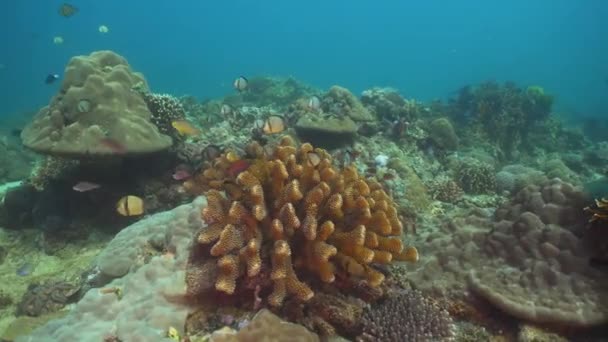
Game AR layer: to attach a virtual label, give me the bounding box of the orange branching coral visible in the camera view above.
[187,136,418,307]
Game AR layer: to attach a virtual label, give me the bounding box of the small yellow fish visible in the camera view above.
[166,326,180,341]
[116,195,144,216]
[262,115,286,135]
[171,120,200,136]
[53,36,64,44]
[98,25,109,33]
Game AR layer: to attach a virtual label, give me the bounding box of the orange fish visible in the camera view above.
[171,120,200,136]
[262,115,286,135]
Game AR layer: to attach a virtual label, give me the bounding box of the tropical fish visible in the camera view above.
[307,96,321,111]
[53,36,64,45]
[166,327,180,341]
[233,76,248,92]
[116,195,144,216]
[171,120,200,136]
[58,3,78,17]
[227,160,250,178]
[220,104,233,117]
[306,151,321,167]
[99,137,127,154]
[172,169,192,181]
[262,115,286,134]
[16,262,34,276]
[98,25,109,33]
[202,144,223,161]
[73,181,101,192]
[45,73,59,84]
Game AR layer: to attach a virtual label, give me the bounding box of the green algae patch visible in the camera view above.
[1,311,67,341]
[0,227,110,337]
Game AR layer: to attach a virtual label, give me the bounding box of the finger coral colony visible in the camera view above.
[184,136,418,307]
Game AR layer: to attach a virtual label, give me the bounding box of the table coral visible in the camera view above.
[185,136,418,307]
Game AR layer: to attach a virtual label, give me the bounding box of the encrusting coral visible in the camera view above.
[185,135,418,308]
[357,289,455,342]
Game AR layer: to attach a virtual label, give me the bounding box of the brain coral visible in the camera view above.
[185,136,418,307]
[21,50,172,157]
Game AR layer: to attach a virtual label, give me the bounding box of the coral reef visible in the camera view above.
[239,76,316,108]
[139,92,186,138]
[454,159,497,194]
[323,86,375,122]
[409,178,608,327]
[208,309,319,341]
[21,50,172,157]
[279,291,366,337]
[448,81,554,160]
[18,198,206,341]
[429,177,463,203]
[495,164,547,195]
[294,114,359,148]
[16,281,80,317]
[357,289,455,342]
[360,87,420,122]
[0,135,37,183]
[185,136,418,308]
[427,117,459,151]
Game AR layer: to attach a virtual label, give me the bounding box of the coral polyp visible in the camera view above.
[186,136,418,307]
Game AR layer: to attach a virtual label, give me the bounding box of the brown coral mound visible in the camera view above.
[186,136,418,307]
[21,50,172,157]
[357,289,455,342]
[210,309,319,342]
[469,179,608,327]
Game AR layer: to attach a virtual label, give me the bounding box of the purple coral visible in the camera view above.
[357,290,455,342]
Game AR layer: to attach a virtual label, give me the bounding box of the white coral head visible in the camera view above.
[374,154,389,167]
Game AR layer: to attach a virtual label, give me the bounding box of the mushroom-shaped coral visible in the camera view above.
[21,50,172,157]
[186,136,418,307]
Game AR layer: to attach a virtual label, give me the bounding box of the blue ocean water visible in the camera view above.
[1,0,607,120]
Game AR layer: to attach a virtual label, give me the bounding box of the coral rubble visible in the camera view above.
[186,136,418,307]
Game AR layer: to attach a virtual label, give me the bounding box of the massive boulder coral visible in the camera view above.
[185,136,418,307]
[407,178,608,327]
[17,198,205,341]
[323,86,375,122]
[21,50,172,157]
[468,179,607,326]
